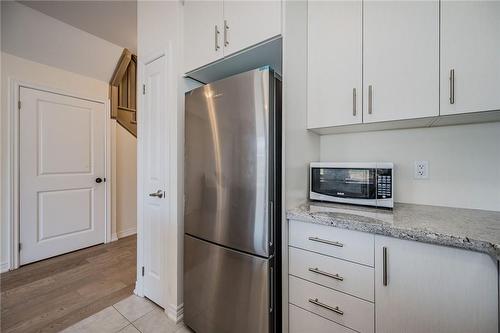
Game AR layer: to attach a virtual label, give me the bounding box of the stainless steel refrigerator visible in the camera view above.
[184,67,281,333]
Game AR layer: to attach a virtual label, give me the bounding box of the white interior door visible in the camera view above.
[20,87,106,265]
[142,56,168,307]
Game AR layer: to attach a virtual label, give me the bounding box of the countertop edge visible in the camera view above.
[286,210,500,262]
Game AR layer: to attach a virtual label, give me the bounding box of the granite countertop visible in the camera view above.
[287,201,500,260]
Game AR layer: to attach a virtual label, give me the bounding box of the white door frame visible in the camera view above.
[135,48,170,308]
[2,79,112,271]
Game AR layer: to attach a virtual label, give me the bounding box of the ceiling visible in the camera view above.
[19,0,137,53]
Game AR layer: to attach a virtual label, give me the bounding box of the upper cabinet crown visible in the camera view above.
[184,0,282,73]
[307,0,500,133]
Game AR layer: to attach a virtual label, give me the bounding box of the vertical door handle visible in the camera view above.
[224,20,229,47]
[368,85,373,114]
[214,25,220,51]
[449,69,455,104]
[352,88,357,116]
[382,246,388,286]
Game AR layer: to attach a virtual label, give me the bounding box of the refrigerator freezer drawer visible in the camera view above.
[184,234,270,333]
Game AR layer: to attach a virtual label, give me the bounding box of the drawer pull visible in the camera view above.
[308,267,344,281]
[308,237,343,248]
[308,298,344,315]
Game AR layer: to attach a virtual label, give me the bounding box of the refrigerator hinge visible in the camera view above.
[142,266,145,276]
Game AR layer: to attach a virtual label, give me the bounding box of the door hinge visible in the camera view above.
[142,266,145,276]
[142,84,146,95]
[19,243,22,252]
[18,101,21,110]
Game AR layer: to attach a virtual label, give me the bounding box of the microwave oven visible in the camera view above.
[310,162,394,208]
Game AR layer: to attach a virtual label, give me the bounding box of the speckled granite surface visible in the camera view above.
[287,202,500,260]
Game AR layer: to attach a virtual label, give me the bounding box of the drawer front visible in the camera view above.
[290,304,356,333]
[289,219,374,266]
[289,276,374,333]
[289,247,374,302]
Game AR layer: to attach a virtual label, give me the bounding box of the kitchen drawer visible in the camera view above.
[289,276,374,333]
[289,304,357,333]
[289,247,374,302]
[289,219,374,266]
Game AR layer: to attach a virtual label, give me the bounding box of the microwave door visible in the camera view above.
[312,168,376,200]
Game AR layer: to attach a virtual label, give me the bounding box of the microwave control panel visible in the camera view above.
[376,169,392,199]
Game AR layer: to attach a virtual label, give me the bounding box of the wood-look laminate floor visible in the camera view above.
[1,235,137,333]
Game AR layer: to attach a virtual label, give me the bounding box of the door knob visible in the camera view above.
[149,190,164,198]
[95,177,103,183]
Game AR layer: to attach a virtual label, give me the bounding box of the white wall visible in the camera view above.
[320,122,500,211]
[0,52,110,269]
[1,1,122,82]
[116,125,138,238]
[137,0,185,320]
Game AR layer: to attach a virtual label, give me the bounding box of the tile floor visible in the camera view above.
[61,295,192,333]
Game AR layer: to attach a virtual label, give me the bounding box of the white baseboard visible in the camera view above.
[111,233,118,242]
[165,303,184,323]
[116,226,137,239]
[1,261,10,273]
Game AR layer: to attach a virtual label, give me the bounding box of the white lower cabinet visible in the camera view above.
[288,219,499,333]
[375,235,498,333]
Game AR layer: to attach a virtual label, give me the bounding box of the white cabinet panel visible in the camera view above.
[184,1,223,72]
[375,236,498,333]
[363,1,439,123]
[290,276,374,333]
[441,1,500,115]
[289,304,357,333]
[289,220,374,266]
[289,247,374,301]
[307,1,362,128]
[222,1,281,56]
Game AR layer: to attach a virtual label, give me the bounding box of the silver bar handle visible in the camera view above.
[309,267,344,281]
[383,246,388,286]
[214,25,220,51]
[308,236,343,248]
[269,267,274,313]
[224,20,229,47]
[449,69,455,104]
[352,88,357,116]
[368,85,373,114]
[308,298,344,315]
[149,190,163,198]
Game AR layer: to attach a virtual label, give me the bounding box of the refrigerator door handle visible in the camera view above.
[269,266,274,314]
[269,201,274,247]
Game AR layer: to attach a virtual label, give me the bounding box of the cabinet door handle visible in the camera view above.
[383,246,388,286]
[224,20,229,47]
[368,85,373,114]
[308,236,343,247]
[214,25,220,51]
[353,88,357,116]
[309,267,344,281]
[449,69,455,104]
[308,298,344,315]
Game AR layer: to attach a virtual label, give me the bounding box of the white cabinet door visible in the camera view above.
[307,1,362,128]
[222,1,281,56]
[375,236,498,333]
[184,0,223,72]
[441,1,500,115]
[363,1,439,123]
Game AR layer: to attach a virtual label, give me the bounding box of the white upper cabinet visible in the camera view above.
[184,1,224,72]
[223,1,281,56]
[183,0,281,73]
[375,236,498,333]
[307,1,362,128]
[363,1,439,123]
[440,1,500,115]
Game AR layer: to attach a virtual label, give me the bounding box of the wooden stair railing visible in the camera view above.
[110,49,137,137]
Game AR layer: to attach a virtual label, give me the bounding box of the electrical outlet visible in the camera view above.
[414,160,429,179]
